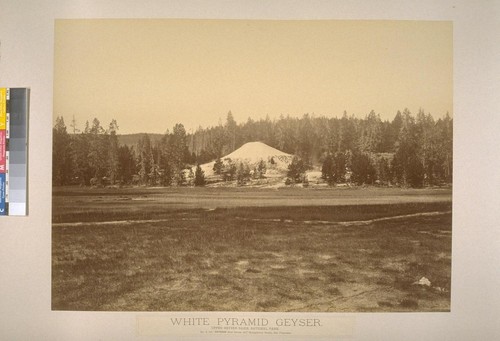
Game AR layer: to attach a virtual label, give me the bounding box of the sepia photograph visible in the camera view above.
[52,19,452,312]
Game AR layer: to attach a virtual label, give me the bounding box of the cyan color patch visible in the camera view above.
[0,173,6,215]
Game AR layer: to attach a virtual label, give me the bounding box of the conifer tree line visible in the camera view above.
[53,109,452,188]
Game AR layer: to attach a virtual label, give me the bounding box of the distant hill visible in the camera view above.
[117,133,163,148]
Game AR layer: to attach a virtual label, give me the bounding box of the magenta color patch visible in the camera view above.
[0,130,5,173]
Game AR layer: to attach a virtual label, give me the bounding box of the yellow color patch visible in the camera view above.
[0,88,6,130]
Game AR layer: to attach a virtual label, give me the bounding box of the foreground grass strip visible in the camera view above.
[53,212,451,311]
[52,191,452,311]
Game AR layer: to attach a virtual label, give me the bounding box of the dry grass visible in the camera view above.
[52,187,451,312]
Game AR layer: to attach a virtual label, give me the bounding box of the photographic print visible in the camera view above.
[52,19,452,312]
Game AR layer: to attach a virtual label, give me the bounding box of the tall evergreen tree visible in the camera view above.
[221,158,237,181]
[321,154,335,185]
[225,111,237,153]
[287,156,307,183]
[169,123,190,185]
[297,114,315,167]
[338,111,356,153]
[213,157,223,175]
[359,110,382,153]
[137,134,154,185]
[392,109,424,187]
[117,145,136,184]
[350,152,376,185]
[194,164,206,186]
[438,113,453,183]
[333,152,347,183]
[70,128,92,185]
[107,119,120,184]
[415,110,437,185]
[87,118,108,184]
[52,116,72,185]
[376,156,392,184]
[236,162,251,185]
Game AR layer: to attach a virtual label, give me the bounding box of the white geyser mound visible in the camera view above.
[197,141,293,178]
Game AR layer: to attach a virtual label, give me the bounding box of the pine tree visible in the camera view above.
[415,110,437,185]
[333,152,347,183]
[439,113,453,183]
[376,157,391,184]
[213,158,223,175]
[70,129,91,186]
[87,118,108,185]
[287,156,307,183]
[117,145,136,184]
[321,154,335,185]
[359,110,382,153]
[221,158,237,181]
[225,111,237,152]
[107,119,120,184]
[351,152,376,185]
[137,134,154,185]
[236,162,251,185]
[298,114,315,167]
[392,109,424,187]
[257,159,266,178]
[52,116,72,185]
[338,111,356,152]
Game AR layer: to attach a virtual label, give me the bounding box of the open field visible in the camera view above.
[52,187,452,311]
[52,186,451,223]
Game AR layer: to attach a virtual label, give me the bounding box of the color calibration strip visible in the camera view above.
[0,88,29,216]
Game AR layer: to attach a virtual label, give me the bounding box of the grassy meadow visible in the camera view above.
[52,186,452,312]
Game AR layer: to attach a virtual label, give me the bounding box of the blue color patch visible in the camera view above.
[0,173,6,215]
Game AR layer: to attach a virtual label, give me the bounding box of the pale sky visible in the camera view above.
[54,19,452,134]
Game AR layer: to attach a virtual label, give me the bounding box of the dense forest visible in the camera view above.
[53,109,452,188]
